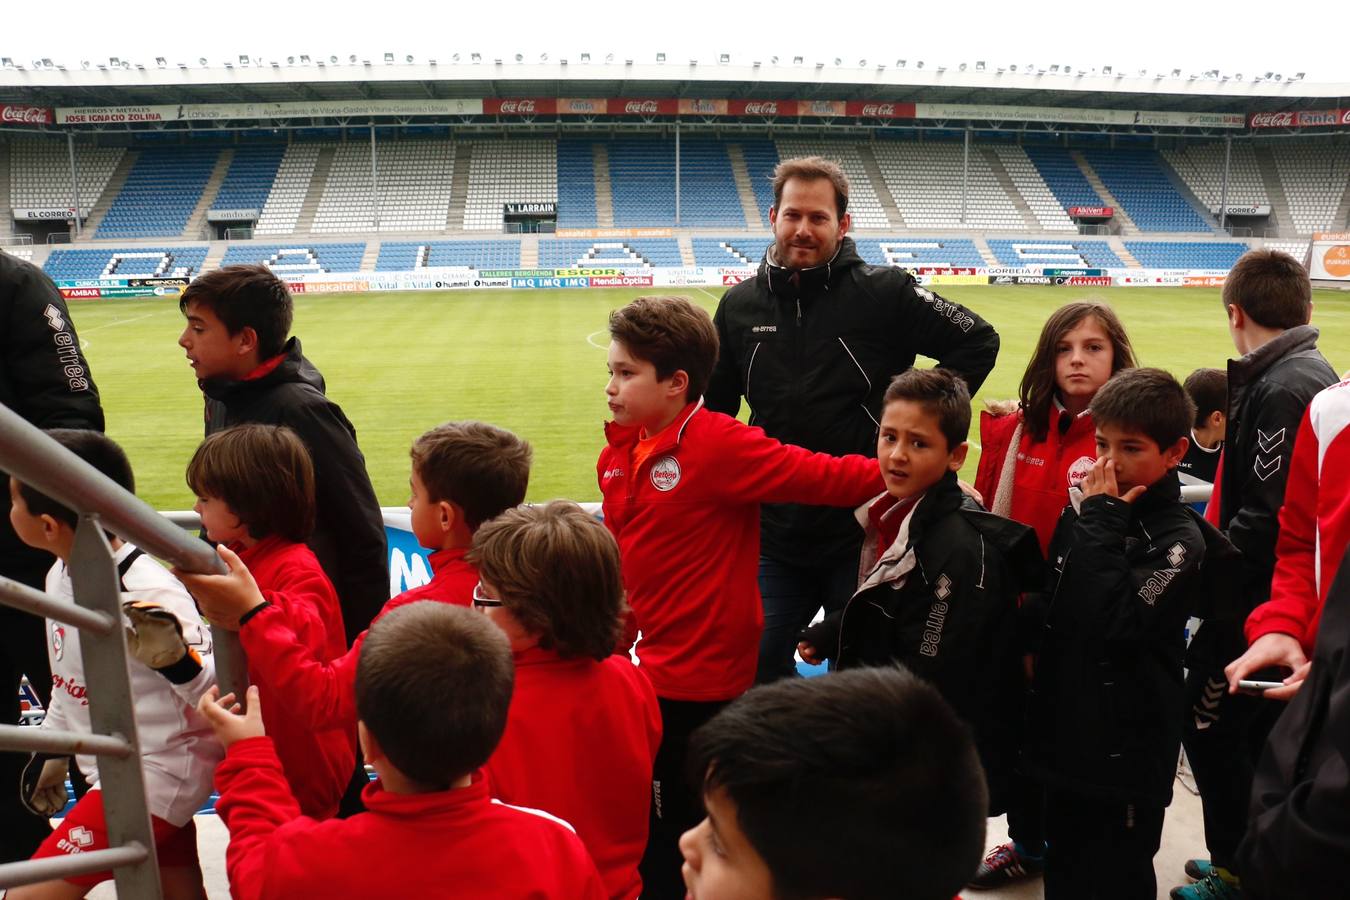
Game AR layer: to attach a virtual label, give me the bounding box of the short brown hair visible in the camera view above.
[17,430,133,531]
[772,156,850,218]
[883,369,971,452]
[608,296,719,402]
[186,425,315,543]
[1183,368,1228,427]
[1021,302,1137,443]
[410,422,533,531]
[179,264,293,358]
[1090,368,1195,452]
[1222,249,1312,329]
[356,602,513,789]
[469,501,625,661]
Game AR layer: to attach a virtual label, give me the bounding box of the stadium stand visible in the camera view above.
[95,147,219,238]
[1123,241,1250,269]
[9,140,125,219]
[852,237,987,268]
[210,146,285,216]
[739,140,779,227]
[45,246,209,279]
[773,139,890,228]
[462,139,557,231]
[1270,143,1350,234]
[1263,239,1310,262]
[986,238,1124,268]
[538,237,681,268]
[1023,146,1107,211]
[991,145,1077,231]
[691,236,770,267]
[219,242,366,273]
[556,139,598,228]
[256,143,321,236]
[1079,149,1213,232]
[1161,143,1269,213]
[376,240,522,270]
[608,138,677,226]
[312,140,453,233]
[1,247,35,263]
[872,140,1027,230]
[672,138,747,228]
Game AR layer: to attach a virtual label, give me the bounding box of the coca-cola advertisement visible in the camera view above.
[1248,110,1297,129]
[0,104,54,125]
[614,98,679,116]
[484,98,557,116]
[1248,108,1350,129]
[844,101,917,119]
[729,99,795,117]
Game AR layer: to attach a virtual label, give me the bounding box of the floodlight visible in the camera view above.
[300,55,311,64]
[815,62,824,69]
[1102,65,1112,75]
[793,56,803,65]
[858,59,866,67]
[494,58,502,65]
[81,60,90,69]
[937,65,946,73]
[1235,73,1243,80]
[515,53,523,62]
[384,52,395,64]
[452,53,460,62]
[1264,71,1274,79]
[606,53,614,63]
[1274,74,1282,81]
[316,60,324,67]
[405,54,413,63]
[540,53,548,62]
[657,52,666,62]
[719,53,730,63]
[580,53,590,62]
[833,57,842,66]
[1049,64,1058,73]
[287,56,295,65]
[135,64,144,70]
[976,61,985,71]
[690,59,698,67]
[959,62,967,71]
[155,57,167,67]
[471,53,482,62]
[1294,72,1305,80]
[560,58,567,65]
[224,62,233,69]
[898,59,906,68]
[110,56,121,67]
[350,55,357,63]
[770,55,778,64]
[0,58,11,68]
[1010,64,1017,72]
[916,60,924,69]
[1172,68,1182,77]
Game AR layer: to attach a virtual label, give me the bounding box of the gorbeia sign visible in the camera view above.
[0,104,54,125]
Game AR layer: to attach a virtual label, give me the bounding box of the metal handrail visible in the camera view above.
[0,844,150,890]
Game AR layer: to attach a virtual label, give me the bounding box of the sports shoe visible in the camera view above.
[1184,859,1215,881]
[966,842,1044,889]
[1169,871,1243,900]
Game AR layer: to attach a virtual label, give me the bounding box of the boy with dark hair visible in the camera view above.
[1178,249,1337,900]
[199,602,605,899]
[1178,367,1227,489]
[8,430,219,899]
[679,666,988,900]
[176,421,531,731]
[599,295,883,898]
[473,502,662,900]
[177,263,387,644]
[797,369,1041,813]
[1026,368,1208,899]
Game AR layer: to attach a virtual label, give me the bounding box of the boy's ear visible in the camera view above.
[1226,303,1244,331]
[1163,435,1189,469]
[665,368,690,399]
[357,721,383,766]
[436,499,459,535]
[948,441,969,472]
[1208,410,1226,429]
[39,514,65,547]
[234,325,260,356]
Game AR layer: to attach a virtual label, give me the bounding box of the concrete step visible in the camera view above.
[725,144,763,229]
[359,240,380,271]
[971,236,1000,267]
[1108,235,1142,268]
[678,235,696,266]
[1155,154,1225,235]
[981,147,1035,230]
[183,149,234,240]
[445,142,474,231]
[201,241,229,273]
[856,144,905,228]
[519,234,539,267]
[593,143,614,228]
[1070,151,1139,235]
[294,146,335,234]
[83,149,139,237]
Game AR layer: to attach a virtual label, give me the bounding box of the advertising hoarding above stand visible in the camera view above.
[0,104,54,125]
[503,202,557,216]
[206,209,260,222]
[1069,206,1114,218]
[1210,205,1272,216]
[1249,109,1350,129]
[13,208,79,220]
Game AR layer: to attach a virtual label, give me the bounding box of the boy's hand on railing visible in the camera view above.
[173,544,266,630]
[197,685,265,748]
[20,754,70,817]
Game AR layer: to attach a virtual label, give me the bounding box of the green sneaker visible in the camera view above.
[1170,871,1243,900]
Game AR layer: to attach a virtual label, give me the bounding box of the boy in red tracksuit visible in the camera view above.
[599,295,883,898]
[185,424,352,819]
[176,421,532,733]
[199,602,605,900]
[1226,377,1350,699]
[474,502,662,900]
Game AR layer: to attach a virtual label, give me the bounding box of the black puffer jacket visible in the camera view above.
[0,251,105,586]
[1238,544,1350,899]
[801,471,1042,813]
[201,336,388,641]
[1026,473,1214,806]
[705,237,1000,565]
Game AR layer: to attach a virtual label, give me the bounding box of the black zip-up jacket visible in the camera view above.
[705,237,1000,566]
[1026,473,1210,806]
[800,471,1042,812]
[1,251,105,586]
[1238,544,1350,899]
[200,336,388,642]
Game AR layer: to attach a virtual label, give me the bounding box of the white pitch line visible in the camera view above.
[695,287,721,302]
[585,330,608,349]
[79,312,157,334]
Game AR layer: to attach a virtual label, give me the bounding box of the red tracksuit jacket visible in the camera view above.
[235,536,353,819]
[1246,380,1350,652]
[975,405,1098,553]
[239,547,477,731]
[215,736,605,899]
[598,401,882,701]
[485,646,662,900]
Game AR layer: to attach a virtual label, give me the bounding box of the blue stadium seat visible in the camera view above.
[986,239,1125,268]
[558,140,598,228]
[1123,241,1250,269]
[1081,150,1214,233]
[691,236,771,267]
[44,247,209,280]
[96,147,221,239]
[375,241,522,270]
[219,243,367,273]
[211,146,285,214]
[852,238,986,268]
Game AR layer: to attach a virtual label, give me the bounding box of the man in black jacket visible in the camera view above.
[1178,250,1337,900]
[0,249,105,861]
[177,265,388,644]
[704,156,1000,684]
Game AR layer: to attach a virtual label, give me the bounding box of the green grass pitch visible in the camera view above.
[64,285,1350,511]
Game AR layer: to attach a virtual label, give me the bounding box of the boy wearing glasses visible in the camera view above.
[177,421,532,731]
